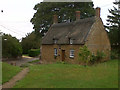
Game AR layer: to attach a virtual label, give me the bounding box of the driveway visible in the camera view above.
[3,56,39,66]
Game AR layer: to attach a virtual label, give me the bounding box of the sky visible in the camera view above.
[0,0,116,40]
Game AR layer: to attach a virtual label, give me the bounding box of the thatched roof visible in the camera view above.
[42,17,95,45]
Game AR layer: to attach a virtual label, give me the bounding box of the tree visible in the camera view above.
[2,34,22,58]
[31,2,95,36]
[21,31,41,54]
[106,0,120,51]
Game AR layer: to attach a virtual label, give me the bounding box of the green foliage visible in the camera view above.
[96,51,106,61]
[78,45,92,64]
[78,46,106,65]
[28,49,40,57]
[110,49,119,59]
[54,55,57,59]
[2,34,22,58]
[21,31,41,54]
[2,62,22,84]
[31,2,95,35]
[105,1,120,52]
[14,60,118,88]
[28,60,40,63]
[56,61,69,64]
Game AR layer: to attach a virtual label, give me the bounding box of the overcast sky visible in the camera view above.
[0,0,116,39]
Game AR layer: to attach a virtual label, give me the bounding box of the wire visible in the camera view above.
[0,25,25,36]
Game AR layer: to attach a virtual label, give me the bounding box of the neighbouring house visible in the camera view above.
[41,7,111,64]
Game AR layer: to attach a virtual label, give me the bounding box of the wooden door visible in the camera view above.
[62,50,65,61]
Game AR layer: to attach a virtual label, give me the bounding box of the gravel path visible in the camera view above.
[4,56,39,66]
[2,68,29,88]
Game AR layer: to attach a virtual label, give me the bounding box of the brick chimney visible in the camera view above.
[53,14,58,24]
[96,7,101,18]
[76,11,80,21]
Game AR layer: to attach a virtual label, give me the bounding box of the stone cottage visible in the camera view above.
[41,7,111,64]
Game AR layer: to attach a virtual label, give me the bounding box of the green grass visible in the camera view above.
[14,60,118,88]
[23,54,29,56]
[28,60,40,63]
[2,62,22,84]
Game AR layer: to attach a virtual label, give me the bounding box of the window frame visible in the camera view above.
[70,49,75,58]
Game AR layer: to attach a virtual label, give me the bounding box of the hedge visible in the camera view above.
[28,49,40,57]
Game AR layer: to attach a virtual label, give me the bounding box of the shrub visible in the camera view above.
[78,45,106,65]
[110,50,119,59]
[96,51,106,61]
[89,54,97,64]
[28,49,40,57]
[56,61,69,64]
[2,34,22,58]
[78,45,92,65]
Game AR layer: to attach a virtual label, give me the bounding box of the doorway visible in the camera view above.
[62,50,65,61]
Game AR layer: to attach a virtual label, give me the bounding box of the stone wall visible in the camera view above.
[41,45,82,64]
[86,17,111,60]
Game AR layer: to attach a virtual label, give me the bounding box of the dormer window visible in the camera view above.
[70,39,73,44]
[54,39,57,44]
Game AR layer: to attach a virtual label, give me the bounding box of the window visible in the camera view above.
[70,39,73,44]
[54,48,57,56]
[70,50,74,58]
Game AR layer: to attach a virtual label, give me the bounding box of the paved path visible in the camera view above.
[2,68,29,88]
[4,56,39,66]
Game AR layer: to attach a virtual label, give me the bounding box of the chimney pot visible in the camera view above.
[96,7,101,18]
[53,15,58,24]
[76,11,80,21]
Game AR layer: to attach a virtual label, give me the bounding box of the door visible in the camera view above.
[62,50,65,61]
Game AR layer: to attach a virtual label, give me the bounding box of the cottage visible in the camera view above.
[41,7,111,64]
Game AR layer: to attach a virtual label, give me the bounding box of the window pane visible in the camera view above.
[70,39,73,44]
[54,48,57,56]
[54,40,57,44]
[70,50,74,58]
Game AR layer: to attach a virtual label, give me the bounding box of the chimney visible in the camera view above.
[96,7,101,18]
[53,14,58,24]
[76,11,80,21]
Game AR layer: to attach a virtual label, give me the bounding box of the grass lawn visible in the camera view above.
[2,62,22,84]
[14,60,118,88]
[23,54,29,57]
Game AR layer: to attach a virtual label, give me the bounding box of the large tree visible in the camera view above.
[2,34,22,58]
[21,31,41,54]
[106,0,120,51]
[31,2,95,36]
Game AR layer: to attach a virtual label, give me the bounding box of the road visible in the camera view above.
[3,56,39,66]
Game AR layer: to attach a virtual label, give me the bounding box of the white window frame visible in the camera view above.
[70,49,74,58]
[70,39,73,44]
[54,48,57,56]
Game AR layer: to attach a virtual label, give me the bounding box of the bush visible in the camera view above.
[78,45,106,65]
[96,51,106,61]
[28,49,40,57]
[2,34,22,58]
[78,45,92,65]
[110,50,119,59]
